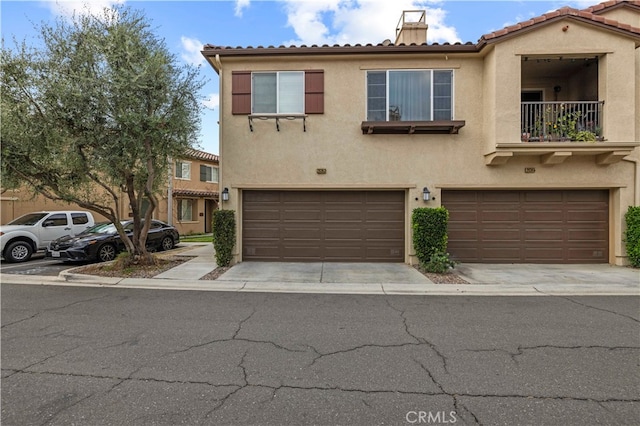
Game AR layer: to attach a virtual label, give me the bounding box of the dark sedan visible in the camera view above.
[46,220,180,262]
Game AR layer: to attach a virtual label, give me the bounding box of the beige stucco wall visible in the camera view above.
[216,17,639,265]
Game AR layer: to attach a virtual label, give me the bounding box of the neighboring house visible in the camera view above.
[1,148,219,236]
[202,0,640,266]
[169,148,220,235]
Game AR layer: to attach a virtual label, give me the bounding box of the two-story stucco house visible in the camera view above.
[1,148,219,236]
[202,1,640,266]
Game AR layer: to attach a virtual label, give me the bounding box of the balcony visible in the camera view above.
[484,100,638,166]
[521,101,603,142]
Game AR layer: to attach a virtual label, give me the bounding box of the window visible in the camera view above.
[253,71,304,114]
[44,213,68,227]
[177,199,195,221]
[232,70,324,115]
[200,165,219,182]
[175,161,191,180]
[366,70,453,121]
[71,213,89,225]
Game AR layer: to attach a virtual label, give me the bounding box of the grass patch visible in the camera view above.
[181,234,213,243]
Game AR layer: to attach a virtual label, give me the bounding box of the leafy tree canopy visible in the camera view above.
[1,6,206,262]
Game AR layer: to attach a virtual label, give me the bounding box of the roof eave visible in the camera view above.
[478,14,640,49]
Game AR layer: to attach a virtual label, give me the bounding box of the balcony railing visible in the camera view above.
[521,101,604,142]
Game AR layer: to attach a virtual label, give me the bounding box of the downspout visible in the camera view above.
[167,157,173,226]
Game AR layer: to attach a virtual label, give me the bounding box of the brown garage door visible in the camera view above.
[243,190,405,262]
[442,190,609,263]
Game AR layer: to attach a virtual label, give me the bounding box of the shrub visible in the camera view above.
[412,207,449,266]
[624,206,640,268]
[212,209,236,267]
[423,250,456,273]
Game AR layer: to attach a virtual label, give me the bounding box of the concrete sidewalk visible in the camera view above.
[1,243,638,296]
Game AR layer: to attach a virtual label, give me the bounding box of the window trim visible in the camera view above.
[177,198,196,222]
[252,71,305,114]
[200,164,219,183]
[175,160,191,180]
[365,69,455,122]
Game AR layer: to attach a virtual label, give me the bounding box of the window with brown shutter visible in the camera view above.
[231,70,324,115]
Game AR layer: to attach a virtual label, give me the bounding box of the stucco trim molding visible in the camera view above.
[231,184,418,189]
[485,142,640,166]
[435,184,628,189]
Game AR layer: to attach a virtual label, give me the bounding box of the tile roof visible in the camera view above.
[201,0,640,59]
[173,189,219,198]
[183,148,219,163]
[480,1,640,43]
[584,0,640,14]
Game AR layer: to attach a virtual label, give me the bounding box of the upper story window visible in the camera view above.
[253,71,304,114]
[200,165,219,183]
[232,70,324,115]
[175,160,191,180]
[367,70,453,122]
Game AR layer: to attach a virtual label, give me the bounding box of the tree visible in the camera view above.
[1,6,205,264]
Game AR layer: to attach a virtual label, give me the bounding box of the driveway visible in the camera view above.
[217,261,639,286]
[217,262,430,284]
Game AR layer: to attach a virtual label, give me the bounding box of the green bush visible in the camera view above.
[423,250,456,274]
[212,209,236,267]
[412,207,449,265]
[624,206,640,267]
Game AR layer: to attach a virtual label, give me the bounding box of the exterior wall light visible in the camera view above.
[221,187,229,202]
[422,187,431,202]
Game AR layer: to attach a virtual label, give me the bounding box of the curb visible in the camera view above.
[2,274,638,296]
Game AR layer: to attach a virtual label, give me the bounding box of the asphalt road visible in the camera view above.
[0,253,78,276]
[2,285,639,425]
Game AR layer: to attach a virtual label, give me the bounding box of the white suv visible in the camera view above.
[1,211,95,262]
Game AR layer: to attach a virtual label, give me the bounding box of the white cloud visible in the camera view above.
[180,36,205,66]
[41,0,125,19]
[202,93,219,110]
[280,0,460,46]
[235,0,251,17]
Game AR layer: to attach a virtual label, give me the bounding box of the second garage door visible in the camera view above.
[242,190,405,262]
[442,190,609,263]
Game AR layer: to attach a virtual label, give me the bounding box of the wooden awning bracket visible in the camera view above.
[249,114,307,132]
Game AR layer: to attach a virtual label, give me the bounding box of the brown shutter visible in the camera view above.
[305,69,324,114]
[232,71,251,115]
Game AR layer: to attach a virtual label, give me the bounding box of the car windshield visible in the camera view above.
[6,213,48,226]
[84,222,122,235]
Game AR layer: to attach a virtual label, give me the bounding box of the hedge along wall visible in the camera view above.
[624,206,640,268]
[412,207,449,265]
[212,209,236,267]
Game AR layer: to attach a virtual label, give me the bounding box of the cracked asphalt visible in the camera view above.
[2,284,639,425]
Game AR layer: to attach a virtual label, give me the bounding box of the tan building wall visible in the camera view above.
[208,4,640,265]
[1,150,219,236]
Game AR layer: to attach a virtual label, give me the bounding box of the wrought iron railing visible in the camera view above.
[521,101,604,142]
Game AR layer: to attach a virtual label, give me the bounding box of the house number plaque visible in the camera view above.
[524,167,536,173]
[316,168,327,174]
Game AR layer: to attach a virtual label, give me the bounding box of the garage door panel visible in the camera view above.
[243,190,404,262]
[522,210,563,222]
[449,211,478,222]
[443,190,608,263]
[523,248,565,261]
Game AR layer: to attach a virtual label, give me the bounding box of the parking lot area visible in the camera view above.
[0,253,78,276]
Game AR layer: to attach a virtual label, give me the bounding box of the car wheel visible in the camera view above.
[5,241,33,263]
[161,236,174,251]
[97,244,117,262]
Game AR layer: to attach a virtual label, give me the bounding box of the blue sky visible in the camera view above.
[2,0,599,155]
